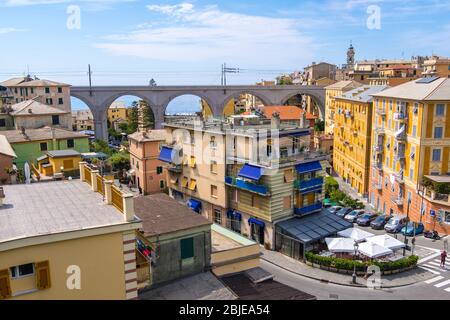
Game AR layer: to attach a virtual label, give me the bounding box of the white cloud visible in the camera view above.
[95,3,317,66]
[1,0,134,6]
[0,27,26,34]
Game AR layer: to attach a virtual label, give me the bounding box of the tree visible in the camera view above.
[276,75,293,85]
[325,176,339,198]
[109,152,130,176]
[140,101,155,129]
[108,127,121,140]
[127,104,139,134]
[91,139,114,156]
[118,122,128,133]
[314,119,325,132]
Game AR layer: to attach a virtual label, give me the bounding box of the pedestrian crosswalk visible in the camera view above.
[421,257,450,293]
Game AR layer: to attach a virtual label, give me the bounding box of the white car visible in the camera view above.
[328,206,343,214]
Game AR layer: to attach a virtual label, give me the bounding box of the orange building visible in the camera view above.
[128,130,166,194]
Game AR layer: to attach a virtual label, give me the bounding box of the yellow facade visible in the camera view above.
[108,106,128,123]
[333,96,374,195]
[38,155,81,176]
[0,231,131,300]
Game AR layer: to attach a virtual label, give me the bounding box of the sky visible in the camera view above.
[1,0,449,109]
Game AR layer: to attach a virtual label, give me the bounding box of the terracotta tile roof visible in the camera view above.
[134,193,212,237]
[128,129,166,142]
[1,127,88,143]
[10,99,68,116]
[15,79,70,87]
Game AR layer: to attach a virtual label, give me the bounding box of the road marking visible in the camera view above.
[418,252,441,264]
[419,266,441,275]
[428,261,442,267]
[423,264,444,271]
[425,276,444,284]
[434,279,450,288]
[445,287,450,292]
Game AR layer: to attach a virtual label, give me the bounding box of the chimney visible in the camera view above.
[122,193,135,222]
[271,112,280,130]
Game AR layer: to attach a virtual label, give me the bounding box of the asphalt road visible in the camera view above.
[261,260,450,300]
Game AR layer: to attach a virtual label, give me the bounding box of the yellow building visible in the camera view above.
[108,101,128,123]
[333,85,388,196]
[369,78,450,234]
[0,166,142,300]
[324,81,362,135]
[37,149,82,177]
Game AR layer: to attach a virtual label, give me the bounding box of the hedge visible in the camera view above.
[305,252,418,273]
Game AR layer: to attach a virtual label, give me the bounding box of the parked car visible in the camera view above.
[344,209,366,223]
[370,214,390,230]
[335,207,352,218]
[401,222,425,236]
[384,215,407,233]
[328,206,343,214]
[356,212,378,226]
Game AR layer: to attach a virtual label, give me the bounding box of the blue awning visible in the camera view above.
[248,217,265,228]
[295,161,322,174]
[227,210,242,221]
[158,146,174,163]
[187,199,202,213]
[238,164,263,181]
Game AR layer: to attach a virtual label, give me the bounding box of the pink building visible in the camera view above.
[128,130,166,195]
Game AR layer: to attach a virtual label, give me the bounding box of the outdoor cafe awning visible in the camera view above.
[238,164,263,181]
[295,161,322,174]
[248,217,265,228]
[277,210,352,245]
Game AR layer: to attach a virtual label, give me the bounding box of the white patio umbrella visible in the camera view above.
[366,234,406,251]
[24,162,31,184]
[325,237,356,253]
[358,242,393,259]
[337,227,374,242]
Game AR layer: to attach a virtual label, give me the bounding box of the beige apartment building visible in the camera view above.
[0,77,71,112]
[72,110,95,131]
[10,100,71,130]
[159,114,332,257]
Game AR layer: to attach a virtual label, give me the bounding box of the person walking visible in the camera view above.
[441,250,447,269]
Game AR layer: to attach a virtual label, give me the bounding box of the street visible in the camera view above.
[261,259,450,300]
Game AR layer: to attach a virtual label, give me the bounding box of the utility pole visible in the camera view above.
[88,64,93,96]
[221,63,240,86]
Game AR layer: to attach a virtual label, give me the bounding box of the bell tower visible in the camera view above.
[347,42,355,69]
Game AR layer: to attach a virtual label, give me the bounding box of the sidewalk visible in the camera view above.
[261,248,435,288]
[331,174,372,210]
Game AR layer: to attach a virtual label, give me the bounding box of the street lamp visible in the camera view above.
[352,241,359,284]
[403,198,411,257]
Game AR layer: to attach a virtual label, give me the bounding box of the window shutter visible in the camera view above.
[35,261,51,290]
[0,269,12,299]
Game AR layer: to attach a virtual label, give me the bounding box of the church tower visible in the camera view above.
[347,42,355,69]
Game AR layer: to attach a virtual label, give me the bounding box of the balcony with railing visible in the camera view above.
[294,201,323,216]
[167,164,183,173]
[294,177,324,194]
[393,112,407,122]
[395,171,405,184]
[391,196,404,206]
[376,108,386,116]
[374,182,383,190]
[225,176,270,196]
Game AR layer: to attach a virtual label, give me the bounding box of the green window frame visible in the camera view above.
[180,237,194,260]
[156,166,163,174]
